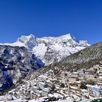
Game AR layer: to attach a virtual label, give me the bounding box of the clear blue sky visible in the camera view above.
[0,0,102,44]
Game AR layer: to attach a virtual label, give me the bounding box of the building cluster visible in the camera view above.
[0,64,102,102]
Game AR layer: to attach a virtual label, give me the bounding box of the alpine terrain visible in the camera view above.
[0,34,101,102]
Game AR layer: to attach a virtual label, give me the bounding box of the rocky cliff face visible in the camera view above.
[0,45,44,92]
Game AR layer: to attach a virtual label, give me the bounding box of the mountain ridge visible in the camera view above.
[0,34,90,65]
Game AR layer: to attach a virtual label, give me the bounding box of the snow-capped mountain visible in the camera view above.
[0,34,90,65]
[14,34,90,65]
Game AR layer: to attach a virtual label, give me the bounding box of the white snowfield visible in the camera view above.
[0,34,90,65]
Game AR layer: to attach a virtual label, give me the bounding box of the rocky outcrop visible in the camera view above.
[0,45,44,92]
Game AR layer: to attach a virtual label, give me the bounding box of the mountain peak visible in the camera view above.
[17,34,37,50]
[58,33,73,39]
[17,34,36,42]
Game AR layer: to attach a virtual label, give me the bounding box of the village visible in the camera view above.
[0,62,102,102]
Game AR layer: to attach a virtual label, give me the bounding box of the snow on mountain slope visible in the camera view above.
[0,34,90,65]
[17,34,37,50]
[33,34,90,65]
[0,34,37,48]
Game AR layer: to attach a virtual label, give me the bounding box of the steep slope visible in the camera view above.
[61,42,102,68]
[0,45,44,93]
[34,34,89,65]
[32,42,102,76]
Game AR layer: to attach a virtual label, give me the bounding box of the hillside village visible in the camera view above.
[0,60,102,102]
